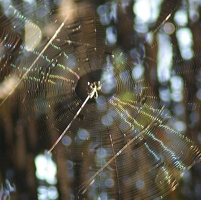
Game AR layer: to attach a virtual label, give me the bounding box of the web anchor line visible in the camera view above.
[48,81,102,153]
[0,9,72,107]
[79,105,166,194]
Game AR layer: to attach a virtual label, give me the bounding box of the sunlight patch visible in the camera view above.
[25,20,42,51]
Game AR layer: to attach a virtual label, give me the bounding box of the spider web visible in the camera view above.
[0,0,201,199]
